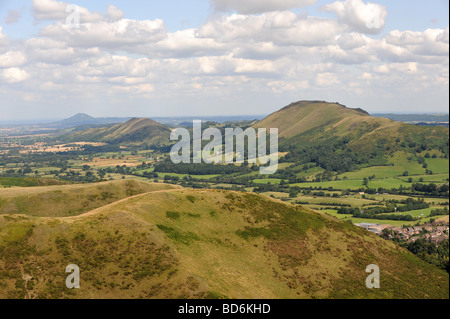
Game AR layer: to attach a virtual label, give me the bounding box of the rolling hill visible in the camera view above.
[0,180,179,217]
[0,181,448,299]
[64,117,172,145]
[254,101,449,167]
[52,113,131,128]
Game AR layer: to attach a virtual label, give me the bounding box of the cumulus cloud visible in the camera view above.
[0,51,27,68]
[106,5,124,22]
[24,38,100,65]
[234,58,275,74]
[321,0,387,34]
[385,28,449,57]
[198,13,343,47]
[1,2,448,117]
[39,19,167,52]
[0,27,9,47]
[437,26,449,43]
[155,29,224,57]
[210,0,316,14]
[0,67,30,83]
[316,72,340,86]
[32,0,104,22]
[32,0,67,21]
[337,32,367,50]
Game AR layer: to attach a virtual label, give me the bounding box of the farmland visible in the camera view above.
[1,136,448,228]
[0,102,448,300]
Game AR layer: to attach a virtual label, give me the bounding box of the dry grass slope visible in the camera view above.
[254,100,449,154]
[66,118,171,145]
[0,180,179,217]
[0,184,447,299]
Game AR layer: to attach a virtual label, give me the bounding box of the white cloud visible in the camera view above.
[32,0,104,22]
[374,64,389,73]
[437,26,449,43]
[316,72,340,86]
[106,5,124,22]
[25,37,100,65]
[234,58,275,73]
[1,2,448,117]
[374,28,449,65]
[385,28,449,57]
[198,13,343,47]
[0,68,30,83]
[337,32,367,50]
[39,19,167,51]
[267,80,309,92]
[0,51,27,68]
[0,27,9,47]
[321,0,387,34]
[361,72,372,80]
[155,29,223,57]
[32,0,67,21]
[210,0,316,14]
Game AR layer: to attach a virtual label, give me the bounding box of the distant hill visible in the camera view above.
[0,184,448,298]
[372,113,449,124]
[255,100,449,152]
[52,114,266,128]
[52,113,131,128]
[64,117,171,145]
[254,101,372,139]
[153,115,266,126]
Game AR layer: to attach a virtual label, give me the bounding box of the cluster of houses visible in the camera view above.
[355,223,390,235]
[391,224,449,244]
[355,222,449,244]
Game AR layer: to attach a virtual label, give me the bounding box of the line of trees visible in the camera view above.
[153,162,253,175]
[337,198,430,221]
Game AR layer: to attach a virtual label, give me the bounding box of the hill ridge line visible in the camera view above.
[54,187,183,220]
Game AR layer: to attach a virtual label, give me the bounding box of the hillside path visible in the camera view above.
[57,187,183,221]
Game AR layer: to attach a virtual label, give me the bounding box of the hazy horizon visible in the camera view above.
[1,110,449,126]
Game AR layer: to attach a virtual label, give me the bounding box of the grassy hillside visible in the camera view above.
[64,118,171,145]
[0,186,447,299]
[0,180,179,217]
[0,177,69,188]
[254,101,449,156]
[254,101,370,139]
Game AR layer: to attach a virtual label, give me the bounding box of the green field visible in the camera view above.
[253,178,282,184]
[155,172,220,180]
[322,209,437,226]
[396,173,449,183]
[291,179,365,190]
[366,178,409,189]
[426,158,450,174]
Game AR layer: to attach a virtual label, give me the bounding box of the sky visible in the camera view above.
[0,0,448,120]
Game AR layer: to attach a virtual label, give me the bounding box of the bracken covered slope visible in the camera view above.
[0,184,447,299]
